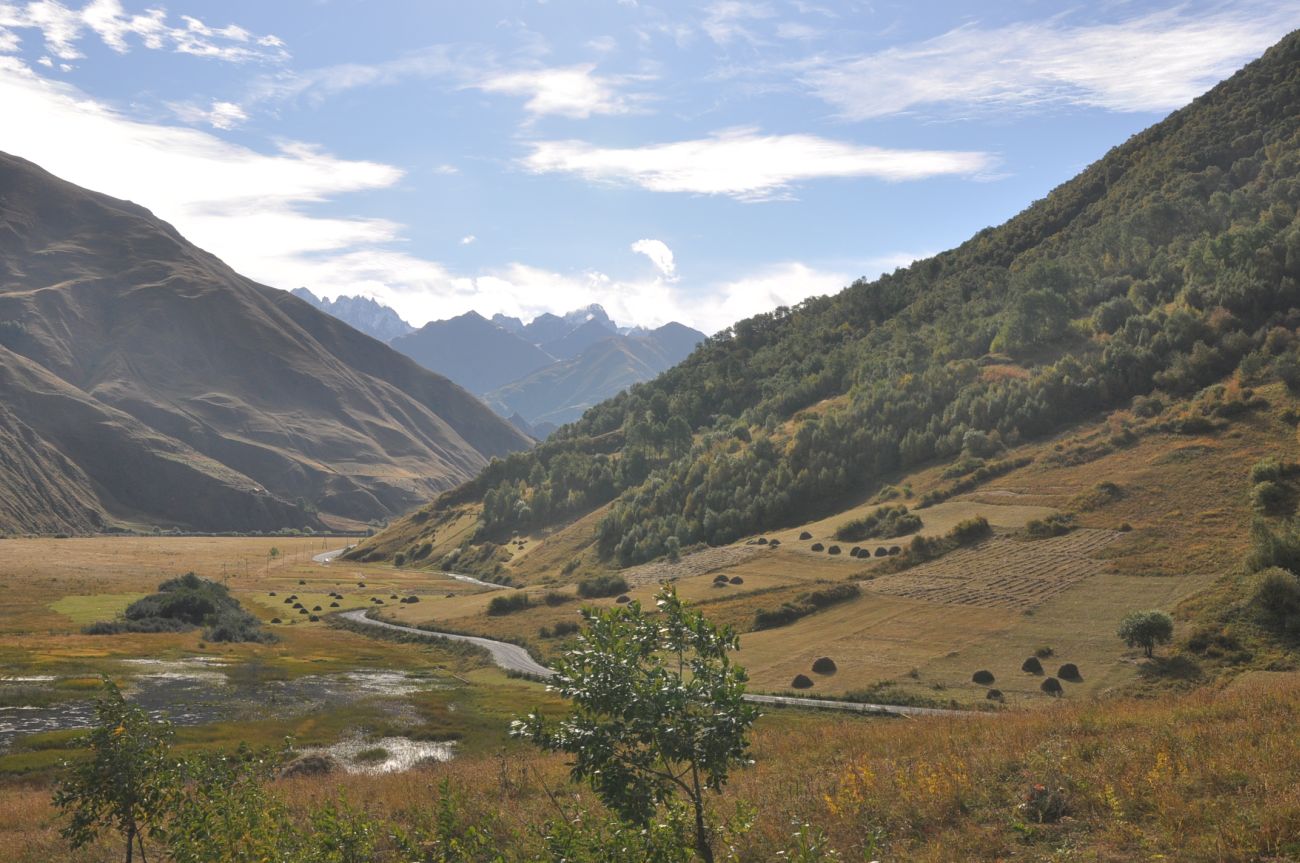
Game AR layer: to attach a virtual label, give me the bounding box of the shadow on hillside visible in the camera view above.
[1137,655,1205,682]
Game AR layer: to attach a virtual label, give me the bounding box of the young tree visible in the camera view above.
[53,680,175,863]
[1117,610,1175,658]
[513,587,758,863]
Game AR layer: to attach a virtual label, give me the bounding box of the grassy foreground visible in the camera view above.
[5,674,1298,862]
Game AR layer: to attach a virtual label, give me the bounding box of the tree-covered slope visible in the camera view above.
[359,29,1300,568]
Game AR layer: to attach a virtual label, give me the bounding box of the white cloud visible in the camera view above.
[701,1,776,46]
[805,4,1300,119]
[0,56,401,292]
[460,234,476,245]
[0,58,880,336]
[168,98,248,130]
[694,262,848,332]
[475,64,640,118]
[0,0,286,64]
[631,238,675,278]
[522,128,992,201]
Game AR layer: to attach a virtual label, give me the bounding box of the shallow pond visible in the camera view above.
[0,660,451,752]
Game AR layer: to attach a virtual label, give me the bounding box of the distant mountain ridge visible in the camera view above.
[291,288,414,342]
[485,323,706,427]
[389,303,704,434]
[0,151,532,534]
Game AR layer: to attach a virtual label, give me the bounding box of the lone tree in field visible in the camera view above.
[53,680,175,863]
[1118,610,1175,658]
[513,587,757,863]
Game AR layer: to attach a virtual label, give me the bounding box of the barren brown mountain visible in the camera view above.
[0,152,531,534]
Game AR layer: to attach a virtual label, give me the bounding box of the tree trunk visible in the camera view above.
[124,824,135,863]
[690,764,713,863]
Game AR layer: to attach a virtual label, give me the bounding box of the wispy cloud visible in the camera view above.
[521,128,992,201]
[631,238,676,278]
[0,56,848,334]
[167,98,248,130]
[804,3,1300,119]
[701,1,776,47]
[0,0,286,64]
[474,63,644,118]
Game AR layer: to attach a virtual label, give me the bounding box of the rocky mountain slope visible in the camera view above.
[0,152,532,534]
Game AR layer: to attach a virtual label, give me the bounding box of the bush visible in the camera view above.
[393,552,407,566]
[86,573,274,643]
[577,574,629,599]
[553,620,580,637]
[753,584,860,630]
[1249,568,1300,636]
[1027,514,1074,539]
[543,591,570,606]
[487,593,532,616]
[971,670,994,685]
[811,657,837,674]
[1251,480,1291,514]
[835,505,923,542]
[950,516,992,545]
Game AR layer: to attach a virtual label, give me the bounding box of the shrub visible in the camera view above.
[412,542,433,560]
[543,591,570,607]
[1022,783,1069,822]
[1249,567,1300,636]
[577,574,629,599]
[811,657,837,674]
[1247,517,1300,572]
[1041,677,1064,696]
[1058,663,1081,681]
[393,552,407,566]
[950,516,992,545]
[487,592,532,616]
[753,584,860,630]
[1027,513,1074,538]
[791,674,813,689]
[615,594,631,604]
[835,505,922,542]
[553,620,580,637]
[1251,480,1291,514]
[971,670,994,685]
[1022,656,1044,674]
[986,688,1004,701]
[1035,646,1054,658]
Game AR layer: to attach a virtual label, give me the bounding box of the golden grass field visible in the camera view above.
[4,675,1298,862]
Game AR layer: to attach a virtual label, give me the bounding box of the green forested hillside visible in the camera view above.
[364,30,1300,568]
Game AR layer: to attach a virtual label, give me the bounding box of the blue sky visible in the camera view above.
[1,1,1296,332]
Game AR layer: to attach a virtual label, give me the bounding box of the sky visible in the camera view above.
[0,1,1297,334]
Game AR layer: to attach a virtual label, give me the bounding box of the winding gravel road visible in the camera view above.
[340,610,554,678]
[338,608,969,718]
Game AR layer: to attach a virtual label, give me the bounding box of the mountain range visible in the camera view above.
[291,288,414,342]
[284,289,705,436]
[0,151,531,535]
